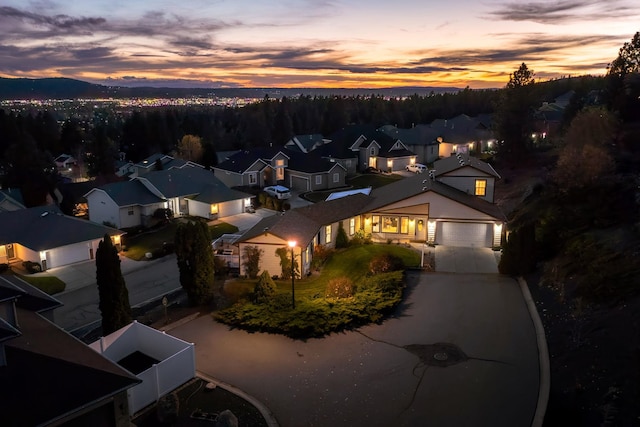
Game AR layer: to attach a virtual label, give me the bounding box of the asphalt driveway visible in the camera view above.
[436,246,500,273]
[169,272,538,427]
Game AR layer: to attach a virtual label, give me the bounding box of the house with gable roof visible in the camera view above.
[0,205,124,270]
[430,114,496,157]
[213,147,290,189]
[237,154,505,275]
[284,150,347,192]
[329,125,417,173]
[378,124,441,164]
[127,153,203,178]
[85,166,251,229]
[0,274,140,426]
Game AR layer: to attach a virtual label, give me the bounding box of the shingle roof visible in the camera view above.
[143,166,250,202]
[0,308,140,427]
[365,173,505,220]
[285,150,345,174]
[88,179,165,206]
[214,146,288,173]
[0,275,62,313]
[433,153,501,178]
[0,205,122,251]
[239,194,372,246]
[378,125,440,147]
[291,134,327,152]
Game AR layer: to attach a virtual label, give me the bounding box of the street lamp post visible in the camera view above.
[288,240,296,309]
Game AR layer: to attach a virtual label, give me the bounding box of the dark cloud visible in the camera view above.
[486,0,635,24]
[411,33,622,65]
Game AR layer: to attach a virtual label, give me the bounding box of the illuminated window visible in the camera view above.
[382,216,398,233]
[210,204,218,214]
[475,180,487,196]
[315,175,322,185]
[400,217,409,234]
[276,159,285,180]
[325,225,332,243]
[349,218,355,235]
[372,215,380,233]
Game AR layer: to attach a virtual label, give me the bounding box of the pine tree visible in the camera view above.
[335,221,349,249]
[175,221,215,305]
[96,234,132,334]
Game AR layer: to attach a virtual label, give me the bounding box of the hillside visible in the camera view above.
[0,77,461,100]
[495,148,640,427]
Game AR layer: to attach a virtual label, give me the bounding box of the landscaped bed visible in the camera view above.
[214,244,421,338]
[132,377,268,427]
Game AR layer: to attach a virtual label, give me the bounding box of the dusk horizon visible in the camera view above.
[1,1,638,90]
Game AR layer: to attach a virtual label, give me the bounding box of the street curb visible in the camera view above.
[159,312,201,332]
[196,371,280,427]
[518,277,550,427]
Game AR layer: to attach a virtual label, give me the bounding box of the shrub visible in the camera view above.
[282,202,291,211]
[359,271,405,295]
[325,277,354,299]
[369,253,404,274]
[311,244,334,270]
[22,260,42,273]
[275,247,299,279]
[242,245,263,279]
[252,271,277,304]
[213,256,229,276]
[153,208,173,220]
[350,230,372,245]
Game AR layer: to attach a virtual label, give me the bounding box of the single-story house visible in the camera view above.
[378,124,441,164]
[237,155,505,275]
[0,205,124,270]
[127,153,203,178]
[85,166,252,229]
[0,275,140,427]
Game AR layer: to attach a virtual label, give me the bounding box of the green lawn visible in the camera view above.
[123,220,239,261]
[346,173,403,189]
[215,244,421,337]
[17,274,66,295]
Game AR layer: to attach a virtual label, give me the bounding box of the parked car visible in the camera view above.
[264,185,291,199]
[406,163,427,173]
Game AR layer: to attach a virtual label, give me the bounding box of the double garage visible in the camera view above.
[435,221,497,248]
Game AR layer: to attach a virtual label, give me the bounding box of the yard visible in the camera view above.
[214,243,421,338]
[122,220,239,261]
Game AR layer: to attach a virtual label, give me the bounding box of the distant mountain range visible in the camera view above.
[0,77,462,100]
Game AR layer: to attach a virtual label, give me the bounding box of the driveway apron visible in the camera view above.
[169,272,539,427]
[435,246,500,273]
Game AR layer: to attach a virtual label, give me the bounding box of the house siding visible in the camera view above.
[437,169,495,202]
[87,191,124,228]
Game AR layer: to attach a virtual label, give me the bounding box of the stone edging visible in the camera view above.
[518,277,550,427]
[196,371,280,427]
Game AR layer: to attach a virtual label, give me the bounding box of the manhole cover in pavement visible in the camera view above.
[404,342,468,367]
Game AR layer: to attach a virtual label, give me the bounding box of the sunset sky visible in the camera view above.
[0,0,638,89]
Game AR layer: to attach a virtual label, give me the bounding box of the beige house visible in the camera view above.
[237,155,505,275]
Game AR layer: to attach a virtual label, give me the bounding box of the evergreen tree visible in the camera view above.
[494,63,536,162]
[96,234,132,334]
[175,221,215,305]
[335,221,349,248]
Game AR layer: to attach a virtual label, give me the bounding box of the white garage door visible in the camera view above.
[437,222,492,247]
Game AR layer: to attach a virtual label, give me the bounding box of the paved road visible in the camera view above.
[170,272,539,427]
[54,255,182,331]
